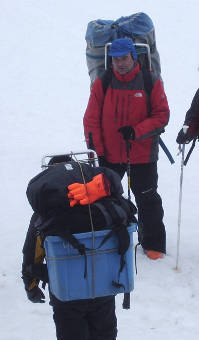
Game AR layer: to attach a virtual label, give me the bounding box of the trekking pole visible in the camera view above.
[175,126,188,270]
[122,140,131,310]
[126,140,131,201]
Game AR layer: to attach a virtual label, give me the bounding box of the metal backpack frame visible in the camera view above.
[41,149,98,169]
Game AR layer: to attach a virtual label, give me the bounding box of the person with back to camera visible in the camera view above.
[84,38,170,260]
[22,155,137,340]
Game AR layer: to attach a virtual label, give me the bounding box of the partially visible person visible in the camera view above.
[84,38,170,260]
[22,155,135,340]
[176,89,199,144]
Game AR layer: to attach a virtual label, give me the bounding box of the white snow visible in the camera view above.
[1,1,199,339]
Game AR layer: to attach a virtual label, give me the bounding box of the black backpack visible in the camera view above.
[26,160,137,227]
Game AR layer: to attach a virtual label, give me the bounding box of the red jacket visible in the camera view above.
[84,64,170,164]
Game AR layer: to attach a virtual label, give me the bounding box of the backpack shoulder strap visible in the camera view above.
[140,63,153,115]
[142,67,153,98]
[93,196,128,227]
[101,68,113,95]
[138,54,153,97]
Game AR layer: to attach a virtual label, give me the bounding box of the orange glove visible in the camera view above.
[68,197,79,208]
[68,174,111,206]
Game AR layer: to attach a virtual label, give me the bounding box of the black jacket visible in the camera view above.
[184,89,199,134]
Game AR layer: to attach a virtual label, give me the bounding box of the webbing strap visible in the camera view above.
[184,138,197,166]
[59,231,89,278]
[134,242,141,275]
[96,198,131,309]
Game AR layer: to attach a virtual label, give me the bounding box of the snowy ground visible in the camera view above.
[1,1,199,339]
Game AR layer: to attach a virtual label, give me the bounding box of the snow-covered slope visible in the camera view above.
[1,1,199,339]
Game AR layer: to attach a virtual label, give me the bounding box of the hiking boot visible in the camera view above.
[145,250,164,260]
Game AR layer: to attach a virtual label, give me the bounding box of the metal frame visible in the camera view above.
[41,150,98,169]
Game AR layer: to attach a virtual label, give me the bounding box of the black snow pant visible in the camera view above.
[50,293,117,340]
[104,161,166,253]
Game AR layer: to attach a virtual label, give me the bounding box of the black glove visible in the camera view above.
[26,286,45,303]
[176,128,193,144]
[98,156,108,167]
[118,126,135,140]
[31,263,49,283]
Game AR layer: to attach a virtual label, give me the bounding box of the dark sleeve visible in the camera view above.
[183,89,199,136]
[22,213,46,291]
[184,89,199,125]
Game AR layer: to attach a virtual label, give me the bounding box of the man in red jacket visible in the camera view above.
[84,38,170,260]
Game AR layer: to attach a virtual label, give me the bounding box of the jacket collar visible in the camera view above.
[113,62,140,82]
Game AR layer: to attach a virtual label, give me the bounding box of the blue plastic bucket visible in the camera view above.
[44,223,137,301]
